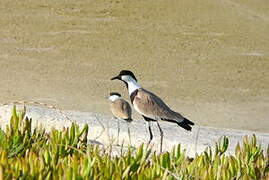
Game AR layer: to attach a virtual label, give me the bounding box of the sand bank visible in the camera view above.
[0,105,268,157]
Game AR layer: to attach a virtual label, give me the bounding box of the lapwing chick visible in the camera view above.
[111,70,194,152]
[107,92,133,145]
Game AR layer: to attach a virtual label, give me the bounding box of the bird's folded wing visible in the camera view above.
[134,89,184,122]
[121,100,132,118]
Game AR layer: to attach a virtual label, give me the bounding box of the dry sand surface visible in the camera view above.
[0,0,269,132]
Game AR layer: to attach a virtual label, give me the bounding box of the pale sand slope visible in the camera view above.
[0,105,268,157]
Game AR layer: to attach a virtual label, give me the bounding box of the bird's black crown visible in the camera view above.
[119,70,137,81]
[110,92,121,97]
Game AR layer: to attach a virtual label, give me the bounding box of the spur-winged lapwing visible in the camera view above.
[111,70,194,152]
[107,92,133,145]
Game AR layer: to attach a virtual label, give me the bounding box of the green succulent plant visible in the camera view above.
[0,106,267,179]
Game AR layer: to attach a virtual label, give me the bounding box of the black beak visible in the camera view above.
[111,75,120,81]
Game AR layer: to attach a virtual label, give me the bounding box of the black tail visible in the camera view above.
[177,118,194,131]
[183,118,194,125]
[163,118,194,131]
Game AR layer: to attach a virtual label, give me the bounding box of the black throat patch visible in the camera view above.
[130,89,138,104]
[123,81,128,89]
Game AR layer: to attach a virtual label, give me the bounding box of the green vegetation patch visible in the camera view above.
[0,106,268,179]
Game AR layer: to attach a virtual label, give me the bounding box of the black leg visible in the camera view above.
[147,121,153,144]
[157,121,163,153]
[142,116,155,148]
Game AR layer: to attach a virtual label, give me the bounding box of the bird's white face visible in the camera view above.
[108,95,121,102]
[121,75,135,82]
[121,75,141,95]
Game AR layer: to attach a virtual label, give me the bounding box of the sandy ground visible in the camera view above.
[0,105,268,157]
[0,0,269,132]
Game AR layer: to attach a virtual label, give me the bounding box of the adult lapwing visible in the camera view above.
[107,92,133,145]
[111,70,194,152]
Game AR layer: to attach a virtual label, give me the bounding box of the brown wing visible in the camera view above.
[121,99,132,119]
[133,89,184,122]
[110,99,132,120]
